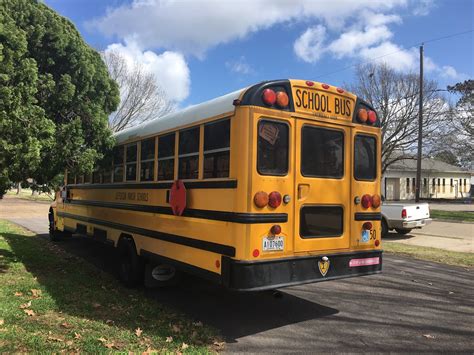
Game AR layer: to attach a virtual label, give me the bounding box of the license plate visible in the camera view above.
[263,236,284,251]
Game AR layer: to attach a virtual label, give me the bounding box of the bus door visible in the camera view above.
[293,119,351,252]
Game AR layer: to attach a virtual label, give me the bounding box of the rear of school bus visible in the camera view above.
[223,79,382,291]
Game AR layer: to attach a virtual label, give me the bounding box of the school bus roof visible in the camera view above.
[114,88,246,144]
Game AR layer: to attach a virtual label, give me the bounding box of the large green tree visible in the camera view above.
[0,0,119,197]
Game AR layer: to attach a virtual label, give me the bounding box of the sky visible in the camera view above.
[44,0,473,108]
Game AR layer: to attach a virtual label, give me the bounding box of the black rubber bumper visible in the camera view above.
[221,250,382,291]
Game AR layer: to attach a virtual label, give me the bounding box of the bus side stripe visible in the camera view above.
[57,211,236,257]
[65,199,288,224]
[66,180,238,190]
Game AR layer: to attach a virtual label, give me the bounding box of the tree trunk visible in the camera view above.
[16,182,21,195]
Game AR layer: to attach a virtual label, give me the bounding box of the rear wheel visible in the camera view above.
[395,228,411,235]
[48,209,62,242]
[381,219,389,237]
[117,237,144,288]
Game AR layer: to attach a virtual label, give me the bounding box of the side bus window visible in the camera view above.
[92,170,101,184]
[178,126,200,179]
[113,145,124,183]
[125,143,138,181]
[204,119,230,178]
[301,126,344,178]
[354,134,376,181]
[257,119,289,176]
[140,138,155,182]
[158,133,175,181]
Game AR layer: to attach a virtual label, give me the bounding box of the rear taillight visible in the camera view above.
[357,109,368,123]
[268,191,282,208]
[363,222,372,230]
[262,89,276,106]
[254,191,269,208]
[367,110,377,124]
[361,194,372,208]
[402,209,407,219]
[270,225,281,235]
[372,194,381,208]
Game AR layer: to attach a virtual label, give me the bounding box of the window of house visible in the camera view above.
[258,120,289,176]
[158,133,175,181]
[406,178,410,193]
[140,138,155,182]
[113,146,124,183]
[178,127,200,179]
[125,144,138,181]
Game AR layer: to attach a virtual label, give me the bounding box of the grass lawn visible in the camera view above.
[383,241,473,267]
[430,209,474,223]
[6,189,53,203]
[0,220,220,353]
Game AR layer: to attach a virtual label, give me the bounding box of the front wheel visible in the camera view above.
[395,228,412,235]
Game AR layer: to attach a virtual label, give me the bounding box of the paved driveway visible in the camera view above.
[1,196,473,352]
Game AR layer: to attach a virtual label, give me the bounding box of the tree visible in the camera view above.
[349,63,449,173]
[102,50,173,132]
[0,0,119,197]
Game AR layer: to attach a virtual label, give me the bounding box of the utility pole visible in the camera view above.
[415,44,423,202]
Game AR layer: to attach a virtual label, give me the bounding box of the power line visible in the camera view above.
[314,29,474,80]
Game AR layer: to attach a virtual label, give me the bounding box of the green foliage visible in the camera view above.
[0,0,119,197]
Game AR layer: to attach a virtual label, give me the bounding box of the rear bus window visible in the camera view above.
[204,119,230,178]
[301,126,344,178]
[300,206,343,238]
[158,133,175,181]
[179,127,200,179]
[257,120,289,175]
[354,135,376,180]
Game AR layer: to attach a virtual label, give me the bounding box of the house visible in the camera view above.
[382,158,471,200]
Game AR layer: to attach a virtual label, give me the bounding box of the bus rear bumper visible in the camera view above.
[221,250,382,292]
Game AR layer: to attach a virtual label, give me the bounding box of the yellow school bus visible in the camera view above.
[50,79,382,291]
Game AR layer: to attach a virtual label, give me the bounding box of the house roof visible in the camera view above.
[387,157,468,173]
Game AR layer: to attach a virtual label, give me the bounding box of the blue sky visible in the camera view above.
[45,0,473,107]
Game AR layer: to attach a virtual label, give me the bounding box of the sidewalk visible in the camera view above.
[384,220,473,253]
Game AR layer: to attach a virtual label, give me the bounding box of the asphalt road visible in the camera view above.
[1,197,473,352]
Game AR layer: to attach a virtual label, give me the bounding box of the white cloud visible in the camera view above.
[104,40,190,102]
[412,0,435,16]
[226,56,253,75]
[90,0,407,57]
[294,25,327,63]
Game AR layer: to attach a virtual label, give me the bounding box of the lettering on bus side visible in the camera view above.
[294,89,352,117]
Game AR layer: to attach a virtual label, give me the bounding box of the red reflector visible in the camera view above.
[322,83,330,89]
[268,191,282,208]
[252,249,260,257]
[337,87,344,93]
[361,194,372,209]
[375,239,380,247]
[262,89,276,106]
[349,257,380,267]
[270,225,281,235]
[363,222,372,230]
[215,260,220,268]
[367,110,377,124]
[305,81,314,86]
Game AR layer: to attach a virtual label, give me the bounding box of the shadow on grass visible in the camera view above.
[4,232,339,343]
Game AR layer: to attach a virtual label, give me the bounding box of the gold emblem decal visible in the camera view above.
[318,256,330,277]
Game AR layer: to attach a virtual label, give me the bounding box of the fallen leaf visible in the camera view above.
[31,289,42,298]
[24,309,35,317]
[449,291,454,295]
[92,303,101,308]
[105,343,115,349]
[166,336,173,343]
[105,319,115,325]
[0,320,4,326]
[98,337,107,343]
[172,325,181,333]
[135,327,143,337]
[47,335,63,342]
[61,322,72,329]
[65,340,74,346]
[181,343,189,350]
[20,301,32,309]
[423,334,435,339]
[213,341,225,348]
[192,321,203,327]
[14,292,23,297]
[428,282,433,286]
[74,332,82,339]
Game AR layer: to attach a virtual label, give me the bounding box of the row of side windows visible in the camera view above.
[67,118,230,184]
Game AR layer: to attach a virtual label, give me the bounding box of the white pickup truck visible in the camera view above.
[381,203,432,237]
